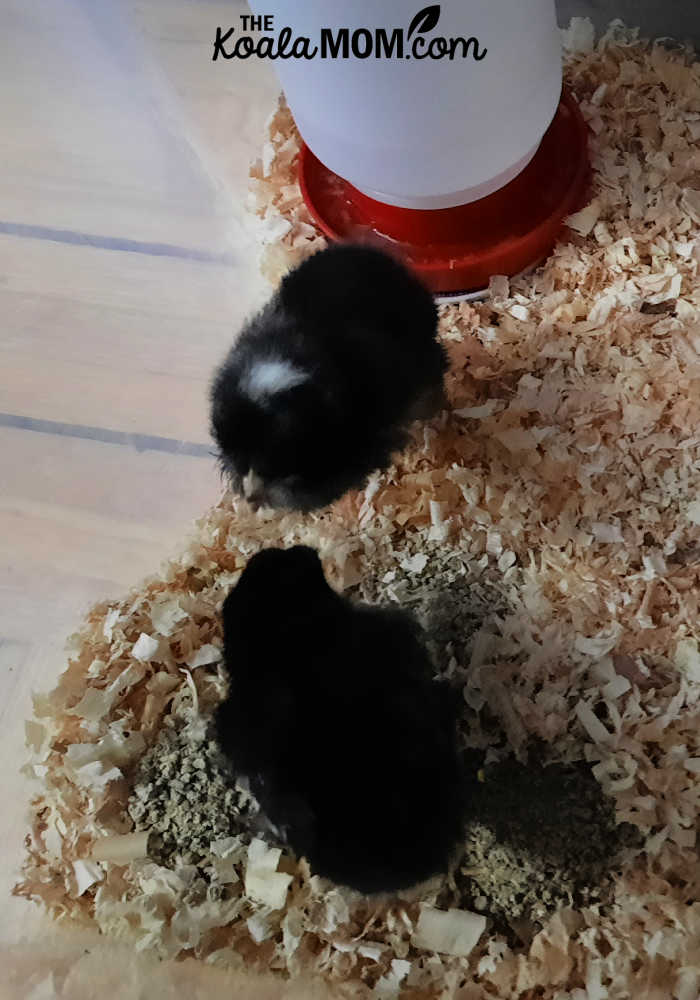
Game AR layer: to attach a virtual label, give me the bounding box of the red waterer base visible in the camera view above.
[298,89,590,298]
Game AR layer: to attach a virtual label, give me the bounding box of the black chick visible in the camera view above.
[210,244,447,511]
[214,545,465,894]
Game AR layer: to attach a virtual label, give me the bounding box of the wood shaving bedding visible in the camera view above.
[15,20,700,999]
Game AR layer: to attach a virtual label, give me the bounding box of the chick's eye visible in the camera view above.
[254,448,292,481]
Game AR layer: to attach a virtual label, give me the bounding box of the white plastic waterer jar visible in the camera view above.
[248,0,562,209]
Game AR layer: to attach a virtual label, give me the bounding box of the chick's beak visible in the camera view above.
[242,469,265,507]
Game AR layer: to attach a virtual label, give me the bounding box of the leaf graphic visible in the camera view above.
[407,5,441,40]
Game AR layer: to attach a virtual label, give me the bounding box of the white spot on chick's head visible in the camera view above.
[241,359,308,403]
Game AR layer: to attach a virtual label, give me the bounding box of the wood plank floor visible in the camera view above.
[0,0,287,984]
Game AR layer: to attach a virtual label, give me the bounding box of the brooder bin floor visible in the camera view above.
[15,20,700,1000]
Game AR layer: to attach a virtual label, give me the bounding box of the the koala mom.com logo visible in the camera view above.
[213,5,487,62]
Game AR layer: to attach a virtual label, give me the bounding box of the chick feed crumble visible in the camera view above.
[14,19,700,1000]
[127,716,259,867]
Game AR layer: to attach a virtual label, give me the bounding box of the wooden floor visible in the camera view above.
[0,0,282,972]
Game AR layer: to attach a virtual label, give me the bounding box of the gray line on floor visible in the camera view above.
[0,221,236,265]
[0,412,214,458]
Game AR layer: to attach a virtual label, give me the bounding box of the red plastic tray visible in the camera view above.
[298,89,590,296]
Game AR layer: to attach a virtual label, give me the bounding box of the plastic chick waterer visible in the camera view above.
[251,0,589,297]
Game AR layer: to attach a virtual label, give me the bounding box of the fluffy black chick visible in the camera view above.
[214,545,465,894]
[210,244,447,511]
